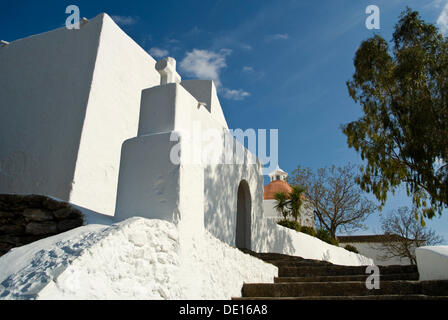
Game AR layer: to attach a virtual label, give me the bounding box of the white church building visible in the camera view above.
[0,13,372,266]
[263,166,314,228]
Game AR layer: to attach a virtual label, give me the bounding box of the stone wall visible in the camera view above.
[0,194,84,256]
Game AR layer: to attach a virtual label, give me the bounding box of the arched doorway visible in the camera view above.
[236,180,251,249]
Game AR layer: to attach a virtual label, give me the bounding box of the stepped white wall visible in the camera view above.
[0,13,160,215]
[113,81,372,265]
[69,14,160,215]
[115,82,264,249]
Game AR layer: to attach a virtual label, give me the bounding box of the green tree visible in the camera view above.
[274,191,289,220]
[343,8,448,222]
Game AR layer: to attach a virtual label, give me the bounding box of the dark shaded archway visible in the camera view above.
[236,180,251,249]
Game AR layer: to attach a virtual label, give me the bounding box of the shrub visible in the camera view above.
[316,228,339,246]
[277,219,300,232]
[344,244,359,254]
[300,226,316,237]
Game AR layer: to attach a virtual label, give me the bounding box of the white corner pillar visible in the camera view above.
[114,132,204,233]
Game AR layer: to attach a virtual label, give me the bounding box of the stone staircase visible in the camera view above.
[234,250,448,300]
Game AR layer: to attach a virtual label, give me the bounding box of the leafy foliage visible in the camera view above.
[288,186,305,222]
[344,244,359,254]
[273,192,289,220]
[300,226,316,237]
[343,8,448,221]
[273,187,306,222]
[277,219,301,232]
[289,163,377,238]
[316,228,339,246]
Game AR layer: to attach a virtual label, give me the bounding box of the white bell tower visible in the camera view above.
[268,165,288,182]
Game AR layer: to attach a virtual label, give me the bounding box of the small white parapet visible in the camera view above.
[416,246,448,280]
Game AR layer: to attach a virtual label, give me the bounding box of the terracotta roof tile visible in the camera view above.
[263,180,292,200]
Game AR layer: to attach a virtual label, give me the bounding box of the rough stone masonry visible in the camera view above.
[0,194,84,256]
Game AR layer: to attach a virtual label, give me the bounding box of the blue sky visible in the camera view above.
[1,0,448,241]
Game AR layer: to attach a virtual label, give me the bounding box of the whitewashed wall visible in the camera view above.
[0,13,160,216]
[70,14,160,215]
[115,81,263,249]
[114,80,372,265]
[416,246,448,280]
[0,14,103,201]
[253,220,373,266]
[339,241,414,265]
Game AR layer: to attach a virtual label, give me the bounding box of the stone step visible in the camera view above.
[279,265,418,277]
[264,260,333,267]
[240,249,330,265]
[275,272,419,283]
[233,294,448,300]
[242,280,448,298]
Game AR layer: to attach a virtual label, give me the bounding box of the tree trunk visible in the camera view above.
[329,226,336,239]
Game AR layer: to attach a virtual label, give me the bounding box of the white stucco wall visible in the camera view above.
[416,246,448,280]
[115,81,262,249]
[114,79,372,265]
[339,241,414,265]
[180,80,228,128]
[253,220,373,266]
[0,13,103,201]
[263,200,278,219]
[0,13,160,216]
[204,162,263,248]
[68,14,160,215]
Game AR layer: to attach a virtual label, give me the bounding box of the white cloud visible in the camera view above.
[437,3,448,35]
[179,49,250,100]
[179,49,231,87]
[242,66,254,73]
[265,33,289,41]
[111,15,138,26]
[149,47,169,58]
[222,88,251,101]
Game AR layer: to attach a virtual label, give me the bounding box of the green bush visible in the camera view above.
[344,244,359,254]
[277,219,301,232]
[300,226,316,237]
[316,228,339,246]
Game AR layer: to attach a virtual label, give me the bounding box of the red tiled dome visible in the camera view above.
[264,180,292,200]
